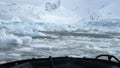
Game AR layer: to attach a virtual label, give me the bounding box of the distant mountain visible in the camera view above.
[0,0,120,24]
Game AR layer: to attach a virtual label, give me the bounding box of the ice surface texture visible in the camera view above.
[0,0,120,63]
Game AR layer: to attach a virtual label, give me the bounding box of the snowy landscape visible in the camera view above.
[0,0,120,63]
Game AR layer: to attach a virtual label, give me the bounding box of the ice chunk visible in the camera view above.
[15,29,46,38]
[21,36,32,43]
[0,34,23,45]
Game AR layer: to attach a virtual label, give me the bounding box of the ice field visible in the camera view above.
[0,0,120,63]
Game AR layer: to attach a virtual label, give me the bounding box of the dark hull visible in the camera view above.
[0,55,120,68]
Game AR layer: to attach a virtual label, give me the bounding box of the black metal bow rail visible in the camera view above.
[0,54,120,68]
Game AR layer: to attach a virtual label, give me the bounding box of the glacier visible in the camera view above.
[0,0,120,63]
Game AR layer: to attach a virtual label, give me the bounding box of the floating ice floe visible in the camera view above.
[0,34,23,45]
[15,29,47,38]
[16,47,33,52]
[21,36,32,43]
